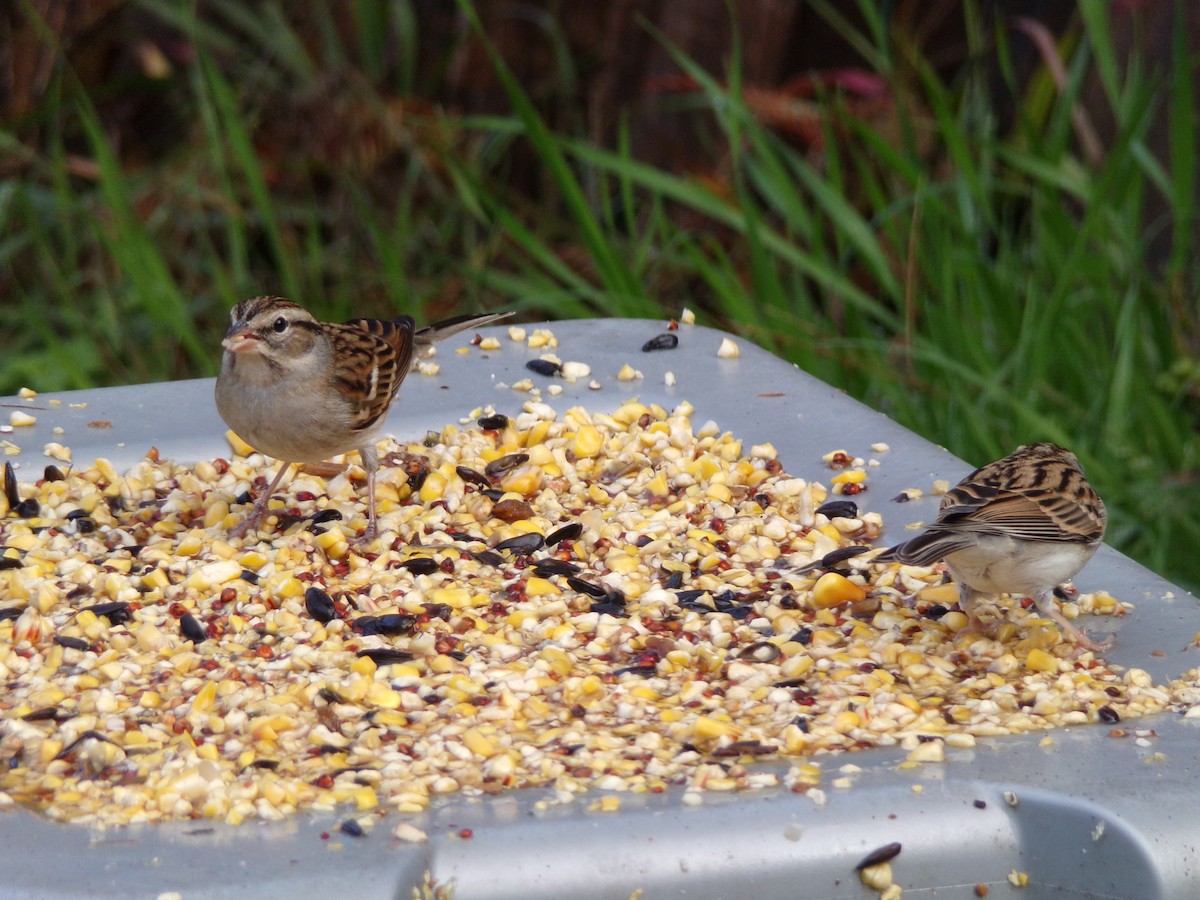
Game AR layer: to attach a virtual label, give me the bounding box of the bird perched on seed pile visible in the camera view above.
[215,296,509,538]
[874,442,1111,651]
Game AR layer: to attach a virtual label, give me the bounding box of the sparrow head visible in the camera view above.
[223,296,322,362]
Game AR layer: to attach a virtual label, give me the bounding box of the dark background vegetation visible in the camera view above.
[3,0,1200,591]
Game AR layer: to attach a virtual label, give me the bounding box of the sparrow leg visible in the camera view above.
[230,460,292,538]
[358,445,380,541]
[955,584,996,638]
[1031,589,1113,654]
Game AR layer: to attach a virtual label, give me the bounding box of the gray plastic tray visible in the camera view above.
[1,319,1197,899]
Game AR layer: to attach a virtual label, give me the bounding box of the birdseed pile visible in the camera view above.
[0,395,1189,829]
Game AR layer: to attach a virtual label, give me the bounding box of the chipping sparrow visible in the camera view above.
[214,296,509,538]
[875,442,1112,651]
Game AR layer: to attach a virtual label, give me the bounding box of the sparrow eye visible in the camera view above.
[273,317,288,333]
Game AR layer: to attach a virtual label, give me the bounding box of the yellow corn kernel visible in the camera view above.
[612,401,650,425]
[373,710,408,728]
[693,715,738,741]
[366,683,401,709]
[644,473,669,498]
[506,610,533,628]
[272,576,304,599]
[350,655,377,677]
[916,582,959,603]
[1025,648,1059,673]
[629,685,660,701]
[203,499,230,528]
[419,471,447,503]
[811,572,867,609]
[706,483,732,503]
[182,559,241,590]
[174,534,203,557]
[571,425,603,458]
[140,568,169,590]
[831,469,867,485]
[832,710,861,733]
[525,576,559,597]
[315,527,348,556]
[1024,622,1060,650]
[462,728,496,757]
[191,681,217,713]
[500,467,541,495]
[523,420,551,447]
[940,611,970,632]
[225,430,256,457]
[238,551,268,569]
[196,742,219,761]
[540,647,573,677]
[422,588,467,611]
[660,708,685,723]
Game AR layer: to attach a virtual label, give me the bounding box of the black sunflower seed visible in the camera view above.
[180,613,207,643]
[309,509,343,526]
[591,592,628,617]
[532,558,580,578]
[304,587,337,624]
[567,576,607,599]
[484,453,529,479]
[339,819,366,838]
[471,549,505,568]
[82,602,131,625]
[642,333,679,351]
[613,664,656,677]
[662,570,684,589]
[399,557,439,576]
[546,523,583,546]
[14,498,39,518]
[3,462,18,508]
[54,635,91,651]
[352,614,416,636]
[43,465,66,482]
[23,707,70,721]
[816,500,859,519]
[798,545,872,574]
[0,557,22,570]
[477,414,510,430]
[855,842,902,870]
[355,648,413,665]
[495,532,544,554]
[1098,705,1120,724]
[525,359,561,377]
[0,606,22,620]
[456,466,491,488]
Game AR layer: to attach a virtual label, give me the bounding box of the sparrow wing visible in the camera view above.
[329,316,416,432]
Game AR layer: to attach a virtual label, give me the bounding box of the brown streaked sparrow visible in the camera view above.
[875,442,1112,651]
[214,296,509,538]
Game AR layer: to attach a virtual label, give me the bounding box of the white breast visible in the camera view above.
[944,535,1099,597]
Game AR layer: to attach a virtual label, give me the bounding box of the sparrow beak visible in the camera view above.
[222,328,261,354]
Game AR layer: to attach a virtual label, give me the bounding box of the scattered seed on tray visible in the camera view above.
[0,397,1183,830]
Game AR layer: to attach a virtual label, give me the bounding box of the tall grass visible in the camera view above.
[2,1,1198,590]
